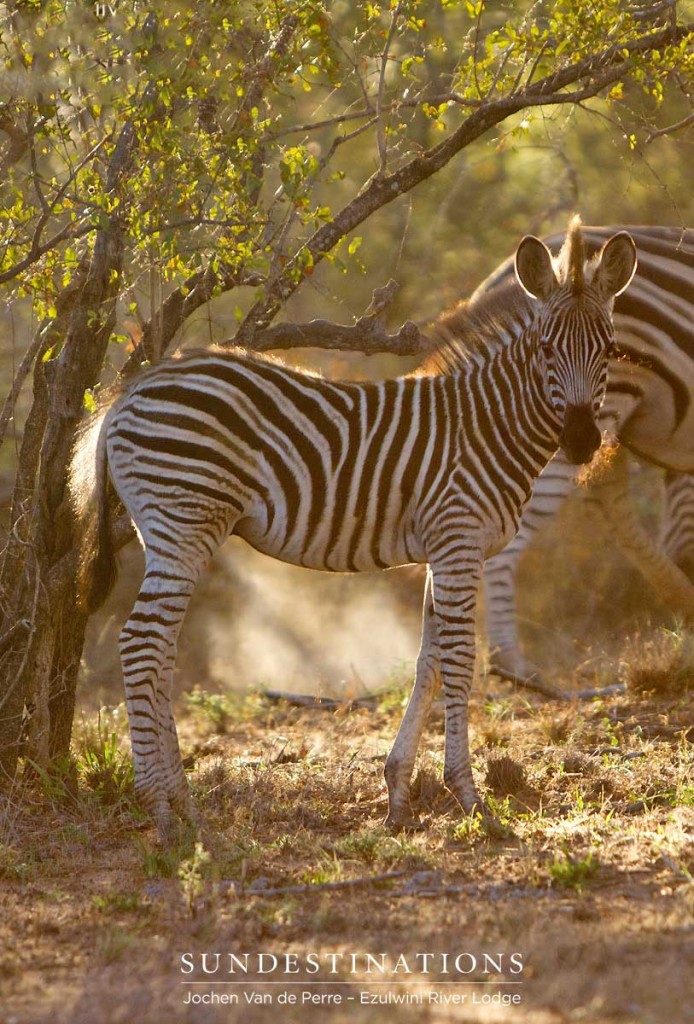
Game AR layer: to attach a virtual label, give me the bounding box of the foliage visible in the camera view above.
[178,839,212,916]
[0,1,690,351]
[77,726,135,804]
[548,849,601,890]
[183,687,241,734]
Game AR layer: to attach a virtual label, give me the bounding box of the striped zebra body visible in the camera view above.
[71,220,635,837]
[108,351,552,576]
[474,226,694,682]
[661,471,694,578]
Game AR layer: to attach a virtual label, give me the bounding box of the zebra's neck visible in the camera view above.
[452,325,562,477]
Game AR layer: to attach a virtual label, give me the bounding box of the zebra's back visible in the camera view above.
[105,348,447,573]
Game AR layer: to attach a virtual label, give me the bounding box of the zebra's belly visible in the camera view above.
[236,511,426,573]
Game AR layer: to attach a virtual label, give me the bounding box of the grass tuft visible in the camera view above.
[485,753,527,796]
[548,850,600,891]
[622,628,694,697]
[183,687,254,734]
[562,751,593,775]
[410,761,450,814]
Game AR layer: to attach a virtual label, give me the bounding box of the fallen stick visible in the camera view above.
[261,690,379,710]
[222,870,407,898]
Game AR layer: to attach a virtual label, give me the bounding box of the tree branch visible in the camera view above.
[0,621,30,659]
[119,265,265,377]
[254,312,423,356]
[0,259,89,450]
[646,111,694,142]
[253,279,425,355]
[234,21,689,344]
[0,136,107,285]
[0,223,93,286]
[120,12,302,377]
[118,21,690,371]
[228,871,407,898]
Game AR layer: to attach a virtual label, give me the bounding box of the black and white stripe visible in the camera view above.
[71,221,635,836]
[473,226,694,682]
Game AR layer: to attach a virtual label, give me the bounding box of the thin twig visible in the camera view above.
[376,1,403,177]
[0,331,45,450]
[0,136,107,286]
[0,621,30,658]
[263,92,484,142]
[646,111,694,143]
[522,38,553,93]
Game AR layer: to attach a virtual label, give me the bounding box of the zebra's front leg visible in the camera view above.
[430,558,499,827]
[385,569,441,831]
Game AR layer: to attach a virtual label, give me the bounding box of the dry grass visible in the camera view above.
[484,754,527,796]
[1,667,692,1024]
[622,628,694,698]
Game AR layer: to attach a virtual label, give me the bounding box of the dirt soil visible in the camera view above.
[0,681,692,1024]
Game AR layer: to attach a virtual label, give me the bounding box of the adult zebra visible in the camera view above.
[70,219,636,837]
[475,225,694,683]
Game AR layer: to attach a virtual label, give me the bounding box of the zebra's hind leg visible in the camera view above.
[385,570,441,831]
[660,471,694,583]
[157,665,202,830]
[590,451,694,618]
[484,453,578,688]
[119,560,200,841]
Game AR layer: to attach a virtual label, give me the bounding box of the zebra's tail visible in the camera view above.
[69,398,119,613]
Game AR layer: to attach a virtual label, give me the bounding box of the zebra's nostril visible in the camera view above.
[559,405,601,464]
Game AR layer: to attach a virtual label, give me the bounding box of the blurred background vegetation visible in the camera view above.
[0,0,692,718]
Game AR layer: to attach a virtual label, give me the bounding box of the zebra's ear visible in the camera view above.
[592,232,637,298]
[514,236,558,301]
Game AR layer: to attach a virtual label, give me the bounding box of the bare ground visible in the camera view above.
[1,673,692,1024]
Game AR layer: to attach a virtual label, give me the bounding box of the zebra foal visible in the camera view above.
[70,218,636,838]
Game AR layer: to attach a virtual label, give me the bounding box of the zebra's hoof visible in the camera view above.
[155,811,181,847]
[174,800,202,830]
[153,800,201,845]
[384,810,423,833]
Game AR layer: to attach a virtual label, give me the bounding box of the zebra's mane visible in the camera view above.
[418,280,533,377]
[557,214,585,294]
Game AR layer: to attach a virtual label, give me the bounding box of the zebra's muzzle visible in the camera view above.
[559,404,602,465]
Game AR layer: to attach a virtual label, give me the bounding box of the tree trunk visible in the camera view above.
[0,125,134,780]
